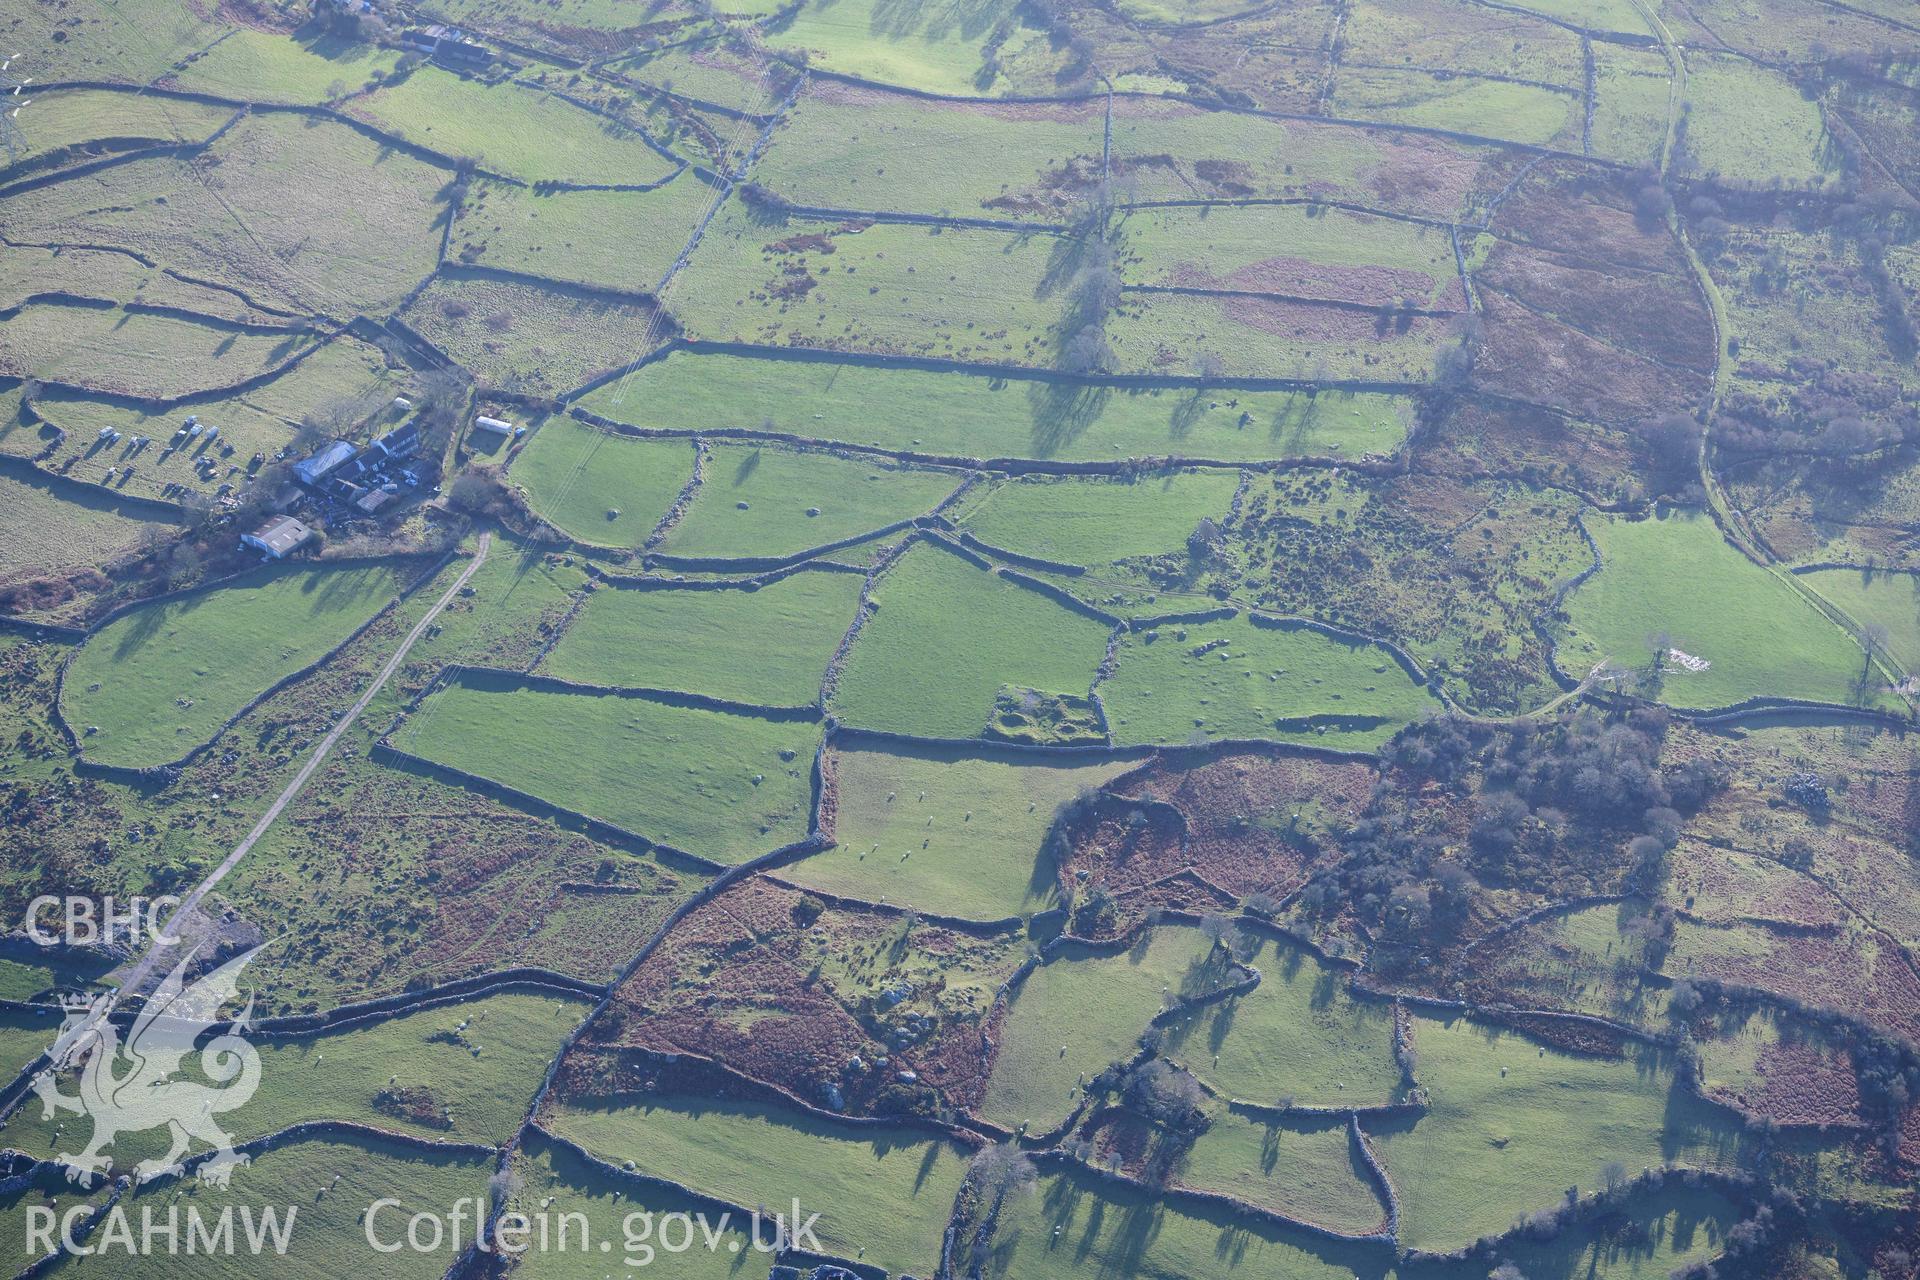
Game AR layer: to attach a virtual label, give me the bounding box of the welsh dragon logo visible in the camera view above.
[30,948,263,1188]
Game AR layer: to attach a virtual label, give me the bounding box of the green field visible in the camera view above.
[400,275,663,398]
[657,444,960,561]
[168,29,401,105]
[1120,203,1464,309]
[782,742,1133,920]
[0,469,169,585]
[983,1165,1377,1280]
[832,541,1113,739]
[40,1136,489,1280]
[981,925,1229,1131]
[755,85,1102,219]
[1591,42,1673,166]
[0,952,116,1002]
[577,350,1415,462]
[1107,288,1457,383]
[539,571,864,705]
[7,87,231,167]
[1559,511,1879,710]
[509,419,693,546]
[673,205,1069,366]
[350,67,679,186]
[1106,101,1488,222]
[756,0,1068,96]
[0,1010,53,1086]
[507,1132,760,1280]
[450,175,721,295]
[954,471,1243,567]
[1799,568,1920,676]
[1494,1185,1741,1280]
[1,113,448,316]
[0,992,586,1165]
[1330,69,1578,147]
[1161,932,1403,1109]
[1341,0,1584,86]
[547,1095,968,1276]
[609,38,779,114]
[1367,1015,1745,1252]
[62,561,408,767]
[1179,1111,1386,1235]
[1678,55,1832,187]
[395,671,820,863]
[1100,613,1438,748]
[0,303,318,400]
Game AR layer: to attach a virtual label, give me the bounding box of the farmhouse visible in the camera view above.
[240,515,314,560]
[405,24,492,67]
[370,422,421,462]
[294,440,360,487]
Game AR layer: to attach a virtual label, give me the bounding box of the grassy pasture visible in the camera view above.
[167,28,401,105]
[1367,1015,1746,1252]
[1709,231,1909,407]
[1179,1111,1385,1235]
[1801,568,1920,675]
[953,471,1242,567]
[0,1011,53,1089]
[783,742,1134,920]
[1494,1184,1740,1280]
[577,350,1416,462]
[0,114,447,315]
[984,1164,1376,1280]
[1114,0,1270,20]
[547,1094,968,1277]
[0,470,169,586]
[609,38,781,114]
[509,419,693,546]
[401,275,664,399]
[1107,289,1458,382]
[450,174,721,294]
[1107,102,1489,222]
[539,571,864,705]
[506,1133,760,1280]
[673,205,1069,366]
[658,444,959,561]
[404,0,694,38]
[0,303,318,400]
[1678,55,1831,187]
[1497,0,1650,33]
[1591,42,1673,166]
[350,67,679,187]
[1,0,227,85]
[1120,203,1463,309]
[62,561,408,768]
[1330,68,1579,148]
[1559,511,1879,710]
[4,87,231,168]
[1161,932,1403,1109]
[0,992,586,1164]
[831,541,1112,739]
[0,244,269,321]
[757,0,1067,96]
[395,671,820,863]
[981,925,1228,1131]
[0,951,116,1002]
[1340,0,1585,86]
[42,1136,489,1280]
[756,85,1102,219]
[1101,612,1438,748]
